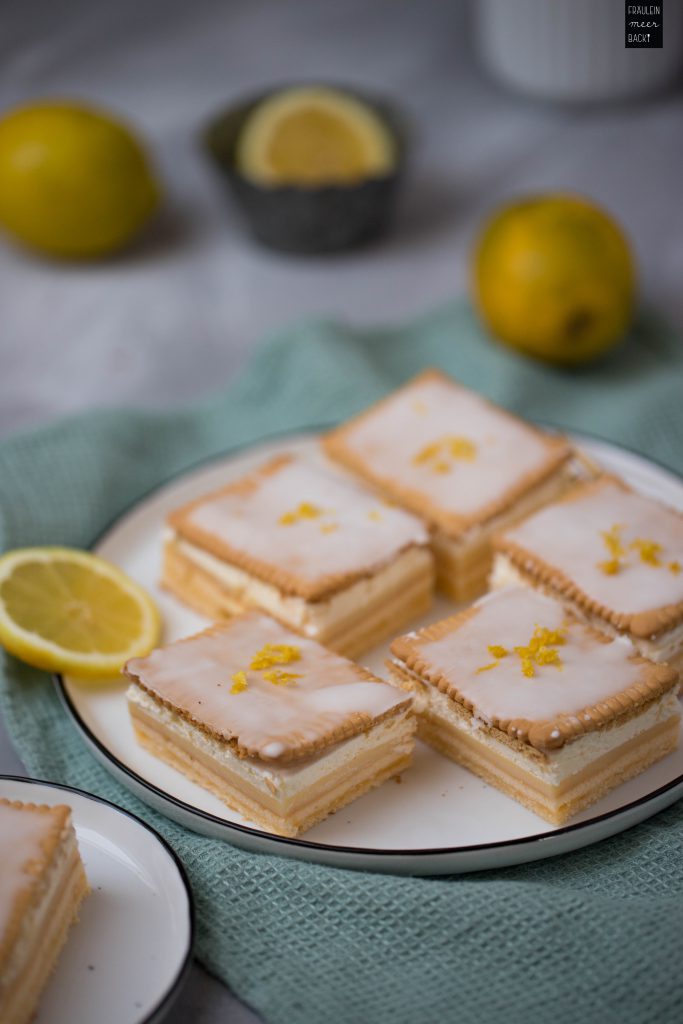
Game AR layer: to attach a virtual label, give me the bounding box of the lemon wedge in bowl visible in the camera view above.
[0,548,161,679]
[206,85,402,252]
[236,85,396,187]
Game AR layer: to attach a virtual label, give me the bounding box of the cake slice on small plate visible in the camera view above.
[492,475,683,671]
[125,611,416,837]
[324,368,574,601]
[388,586,680,824]
[162,453,433,658]
[0,799,89,1024]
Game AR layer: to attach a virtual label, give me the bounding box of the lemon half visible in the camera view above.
[0,547,161,679]
[237,86,395,187]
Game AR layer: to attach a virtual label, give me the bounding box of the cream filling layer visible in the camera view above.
[390,665,680,786]
[490,552,683,662]
[2,827,78,989]
[166,530,431,637]
[128,684,413,801]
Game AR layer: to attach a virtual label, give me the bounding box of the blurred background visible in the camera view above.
[1,0,682,1018]
[1,0,682,440]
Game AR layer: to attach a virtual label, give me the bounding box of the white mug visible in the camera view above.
[475,0,682,101]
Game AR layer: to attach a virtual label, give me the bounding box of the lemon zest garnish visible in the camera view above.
[511,625,566,678]
[279,502,324,526]
[368,510,383,522]
[230,671,248,694]
[488,645,509,659]
[475,644,509,674]
[413,441,440,464]
[598,559,621,575]
[233,646,303,691]
[597,524,626,575]
[447,437,477,460]
[535,646,562,666]
[631,538,663,566]
[250,643,301,670]
[534,627,566,648]
[598,525,678,575]
[262,670,302,686]
[413,435,477,474]
[320,523,339,534]
[601,524,625,558]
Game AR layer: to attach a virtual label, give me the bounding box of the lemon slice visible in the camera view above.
[237,86,395,187]
[0,547,161,679]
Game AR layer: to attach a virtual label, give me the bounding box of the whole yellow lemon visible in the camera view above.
[0,102,161,259]
[472,194,636,365]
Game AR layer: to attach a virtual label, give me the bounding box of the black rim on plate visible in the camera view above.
[54,423,683,862]
[0,774,195,1023]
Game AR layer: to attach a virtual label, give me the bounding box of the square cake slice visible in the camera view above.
[0,799,89,1024]
[492,475,683,671]
[389,586,680,824]
[163,453,433,658]
[125,612,416,837]
[324,368,574,602]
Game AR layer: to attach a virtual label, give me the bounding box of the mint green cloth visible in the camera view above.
[2,301,683,1024]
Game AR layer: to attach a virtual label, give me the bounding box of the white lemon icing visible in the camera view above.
[0,803,57,943]
[413,587,647,724]
[336,375,563,518]
[125,613,408,761]
[186,456,428,584]
[502,480,683,617]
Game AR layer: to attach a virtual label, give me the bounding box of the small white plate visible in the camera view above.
[56,430,683,875]
[0,776,194,1024]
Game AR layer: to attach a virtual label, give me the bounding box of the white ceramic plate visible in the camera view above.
[56,430,683,875]
[0,776,194,1023]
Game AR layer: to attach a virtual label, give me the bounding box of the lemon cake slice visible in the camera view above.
[162,453,433,658]
[324,369,574,601]
[493,475,683,671]
[389,586,679,824]
[0,799,89,1024]
[125,611,415,837]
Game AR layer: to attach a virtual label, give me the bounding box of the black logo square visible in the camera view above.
[625,2,664,48]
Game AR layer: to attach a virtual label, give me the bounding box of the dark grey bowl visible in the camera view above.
[202,86,405,254]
